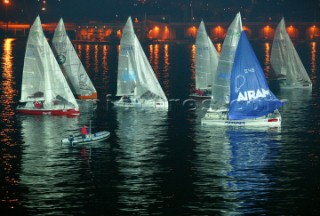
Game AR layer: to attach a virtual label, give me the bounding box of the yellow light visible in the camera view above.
[4,0,10,4]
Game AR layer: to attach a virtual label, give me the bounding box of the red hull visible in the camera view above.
[17,108,80,116]
[77,92,98,100]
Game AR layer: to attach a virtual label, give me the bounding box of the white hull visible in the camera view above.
[271,79,312,89]
[280,83,312,89]
[61,131,110,145]
[189,93,211,100]
[113,96,168,109]
[201,110,281,127]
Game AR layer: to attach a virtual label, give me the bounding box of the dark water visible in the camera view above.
[1,38,320,215]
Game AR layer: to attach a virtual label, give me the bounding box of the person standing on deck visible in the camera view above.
[81,125,88,139]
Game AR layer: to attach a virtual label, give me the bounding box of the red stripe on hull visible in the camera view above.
[77,92,98,100]
[17,108,80,116]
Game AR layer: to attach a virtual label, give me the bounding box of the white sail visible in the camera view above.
[270,18,312,88]
[195,20,219,91]
[116,17,138,96]
[116,17,167,107]
[210,12,242,109]
[52,18,97,99]
[202,31,285,127]
[20,16,78,110]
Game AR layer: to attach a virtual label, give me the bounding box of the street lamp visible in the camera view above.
[4,0,10,36]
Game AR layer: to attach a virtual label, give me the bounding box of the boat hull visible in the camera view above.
[113,97,168,109]
[280,83,312,89]
[189,93,211,100]
[271,79,312,89]
[17,107,80,116]
[201,110,281,127]
[77,92,98,100]
[201,117,281,127]
[61,131,110,145]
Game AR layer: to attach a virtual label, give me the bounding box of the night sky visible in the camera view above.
[1,0,319,24]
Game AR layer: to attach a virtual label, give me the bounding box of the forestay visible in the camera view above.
[20,16,78,109]
[210,12,242,109]
[229,32,285,120]
[52,18,97,98]
[195,20,219,90]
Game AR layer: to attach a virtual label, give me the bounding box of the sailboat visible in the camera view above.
[17,16,80,116]
[201,31,285,127]
[206,12,242,113]
[52,18,98,99]
[270,18,312,89]
[114,17,168,109]
[190,20,219,99]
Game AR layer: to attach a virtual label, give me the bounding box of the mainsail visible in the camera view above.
[229,32,284,120]
[270,18,312,88]
[52,18,97,99]
[116,17,167,102]
[195,20,219,91]
[20,16,78,109]
[210,12,242,110]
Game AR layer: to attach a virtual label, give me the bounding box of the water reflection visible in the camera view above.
[0,38,22,210]
[115,109,168,214]
[191,126,235,215]
[85,44,91,71]
[163,44,170,96]
[150,44,160,76]
[193,121,282,214]
[226,128,281,214]
[1,38,17,127]
[18,115,102,215]
[310,42,317,84]
[190,44,196,92]
[94,44,99,73]
[277,88,313,130]
[264,42,271,78]
[76,44,82,60]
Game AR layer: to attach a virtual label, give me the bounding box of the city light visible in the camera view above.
[4,0,10,36]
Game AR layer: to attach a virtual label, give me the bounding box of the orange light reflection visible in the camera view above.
[311,42,317,84]
[264,42,270,78]
[85,44,91,71]
[191,44,196,91]
[94,44,99,74]
[0,38,20,208]
[163,44,170,96]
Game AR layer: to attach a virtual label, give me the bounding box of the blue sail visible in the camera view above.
[229,31,285,120]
